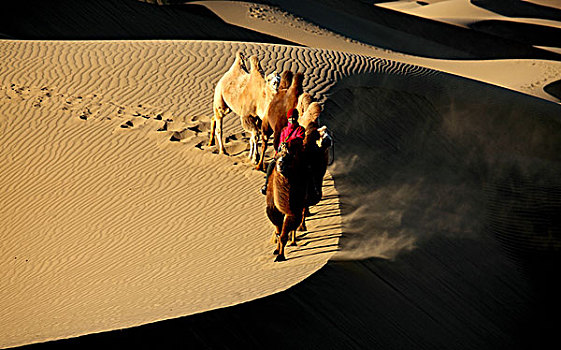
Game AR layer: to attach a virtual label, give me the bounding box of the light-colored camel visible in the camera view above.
[209,53,279,163]
[297,92,324,130]
[256,71,304,171]
[297,93,313,119]
[209,52,248,154]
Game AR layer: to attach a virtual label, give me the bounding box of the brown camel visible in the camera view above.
[209,53,279,162]
[256,71,304,171]
[266,138,308,262]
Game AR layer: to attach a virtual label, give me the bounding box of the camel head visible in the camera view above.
[276,142,292,178]
[267,71,281,91]
[279,71,293,90]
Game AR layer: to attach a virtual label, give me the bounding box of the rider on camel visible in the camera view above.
[260,108,305,195]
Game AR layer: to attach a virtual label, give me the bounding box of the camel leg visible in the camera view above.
[252,131,260,165]
[256,133,267,171]
[248,132,254,160]
[298,207,308,231]
[208,116,216,147]
[271,229,279,245]
[215,117,228,155]
[275,215,300,262]
[267,204,284,252]
[289,230,297,246]
[249,131,260,164]
[291,210,303,245]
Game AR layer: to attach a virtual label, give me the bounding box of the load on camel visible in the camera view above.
[209,52,280,163]
[265,102,333,262]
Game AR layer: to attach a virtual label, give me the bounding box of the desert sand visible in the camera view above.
[1,1,561,349]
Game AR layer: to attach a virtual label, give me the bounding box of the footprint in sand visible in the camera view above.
[166,118,210,146]
[33,97,42,108]
[170,128,196,142]
[121,120,134,128]
[157,121,169,132]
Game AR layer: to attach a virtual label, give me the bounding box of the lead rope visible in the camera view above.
[328,140,335,166]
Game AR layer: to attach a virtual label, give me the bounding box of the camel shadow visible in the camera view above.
[321,194,341,200]
[306,212,340,222]
[288,244,340,260]
[298,234,343,247]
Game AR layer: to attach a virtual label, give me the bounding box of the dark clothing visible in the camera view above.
[261,121,305,194]
[266,159,275,179]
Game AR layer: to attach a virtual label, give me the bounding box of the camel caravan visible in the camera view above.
[209,52,334,262]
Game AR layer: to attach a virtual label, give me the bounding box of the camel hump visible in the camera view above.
[307,102,322,119]
[279,71,293,90]
[233,51,248,74]
[292,72,304,85]
[297,93,313,116]
[248,55,264,75]
[301,101,322,128]
[290,72,304,94]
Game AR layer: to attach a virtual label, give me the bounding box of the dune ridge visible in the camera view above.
[197,0,561,103]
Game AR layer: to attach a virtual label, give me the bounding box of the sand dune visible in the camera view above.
[2,0,561,349]
[377,0,561,30]
[198,0,561,103]
[0,40,346,348]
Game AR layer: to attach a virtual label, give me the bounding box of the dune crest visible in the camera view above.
[197,0,561,103]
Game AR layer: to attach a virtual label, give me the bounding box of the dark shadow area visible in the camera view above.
[471,0,561,22]
[322,74,561,348]
[324,81,561,258]
[544,79,561,101]
[0,0,295,44]
[470,20,561,48]
[256,0,561,60]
